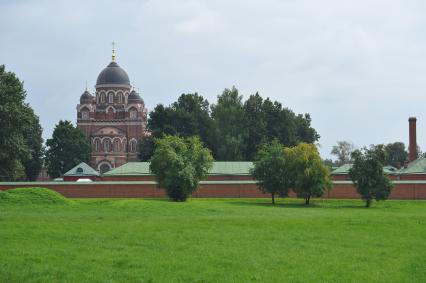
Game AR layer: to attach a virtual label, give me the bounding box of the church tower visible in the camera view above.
[76,46,148,173]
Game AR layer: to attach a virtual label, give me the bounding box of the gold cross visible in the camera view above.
[112,41,116,62]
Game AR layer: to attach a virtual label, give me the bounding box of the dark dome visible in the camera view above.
[96,61,130,86]
[80,90,93,103]
[128,90,143,103]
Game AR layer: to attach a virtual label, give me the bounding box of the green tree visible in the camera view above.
[150,135,213,201]
[21,106,44,181]
[331,141,355,166]
[210,87,247,160]
[243,93,319,160]
[251,140,294,204]
[0,65,43,181]
[147,93,214,156]
[349,145,394,207]
[243,93,267,160]
[294,113,319,144]
[147,90,319,161]
[139,135,155,161]
[291,143,332,205]
[323,158,339,170]
[384,142,407,168]
[45,120,91,178]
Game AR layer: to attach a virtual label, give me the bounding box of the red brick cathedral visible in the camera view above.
[77,48,148,173]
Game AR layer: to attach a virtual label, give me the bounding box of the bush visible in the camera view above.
[0,187,71,205]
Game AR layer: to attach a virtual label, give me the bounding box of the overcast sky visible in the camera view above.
[1,0,426,159]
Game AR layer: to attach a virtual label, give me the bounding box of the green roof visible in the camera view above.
[103,162,253,176]
[210,162,253,175]
[103,162,151,176]
[64,162,99,176]
[331,164,352,174]
[398,158,426,174]
[383,165,399,174]
[331,164,398,175]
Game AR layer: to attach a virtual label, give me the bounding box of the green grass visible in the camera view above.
[0,191,425,282]
[0,187,72,205]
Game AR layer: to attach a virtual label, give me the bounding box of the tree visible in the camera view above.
[147,90,320,161]
[384,142,407,168]
[294,113,319,144]
[0,65,43,181]
[331,141,355,166]
[291,143,332,205]
[349,145,394,207]
[243,93,267,160]
[148,93,214,155]
[251,140,294,204]
[323,158,339,170]
[243,93,320,160]
[210,87,247,160]
[150,135,213,201]
[45,120,91,178]
[148,93,212,139]
[21,106,44,181]
[139,135,155,161]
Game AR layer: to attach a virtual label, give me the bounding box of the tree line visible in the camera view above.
[141,87,319,161]
[327,140,415,169]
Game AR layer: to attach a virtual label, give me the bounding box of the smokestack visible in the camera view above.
[408,117,417,162]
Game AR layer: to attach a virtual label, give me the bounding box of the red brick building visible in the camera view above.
[77,48,149,173]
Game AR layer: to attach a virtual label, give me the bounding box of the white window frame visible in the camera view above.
[95,140,100,152]
[130,109,137,119]
[104,139,111,152]
[82,111,89,120]
[114,140,120,152]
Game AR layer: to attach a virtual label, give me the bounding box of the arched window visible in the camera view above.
[76,167,83,174]
[130,109,137,119]
[113,139,120,152]
[104,139,111,152]
[123,139,127,152]
[99,163,111,174]
[95,139,100,152]
[118,93,123,104]
[109,93,114,103]
[82,111,89,120]
[129,140,137,153]
[101,94,105,103]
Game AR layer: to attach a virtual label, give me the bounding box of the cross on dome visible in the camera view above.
[112,41,116,62]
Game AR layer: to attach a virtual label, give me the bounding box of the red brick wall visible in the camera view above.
[101,175,156,181]
[1,181,426,199]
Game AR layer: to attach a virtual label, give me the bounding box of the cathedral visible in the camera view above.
[76,48,148,173]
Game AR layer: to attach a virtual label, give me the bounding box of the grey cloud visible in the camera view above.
[1,0,426,158]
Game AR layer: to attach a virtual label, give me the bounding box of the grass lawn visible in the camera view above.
[0,194,426,282]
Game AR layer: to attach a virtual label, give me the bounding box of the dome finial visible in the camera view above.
[111,41,116,62]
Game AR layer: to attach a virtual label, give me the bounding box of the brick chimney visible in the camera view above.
[408,117,417,162]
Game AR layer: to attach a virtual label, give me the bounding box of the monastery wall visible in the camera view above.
[1,181,426,199]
